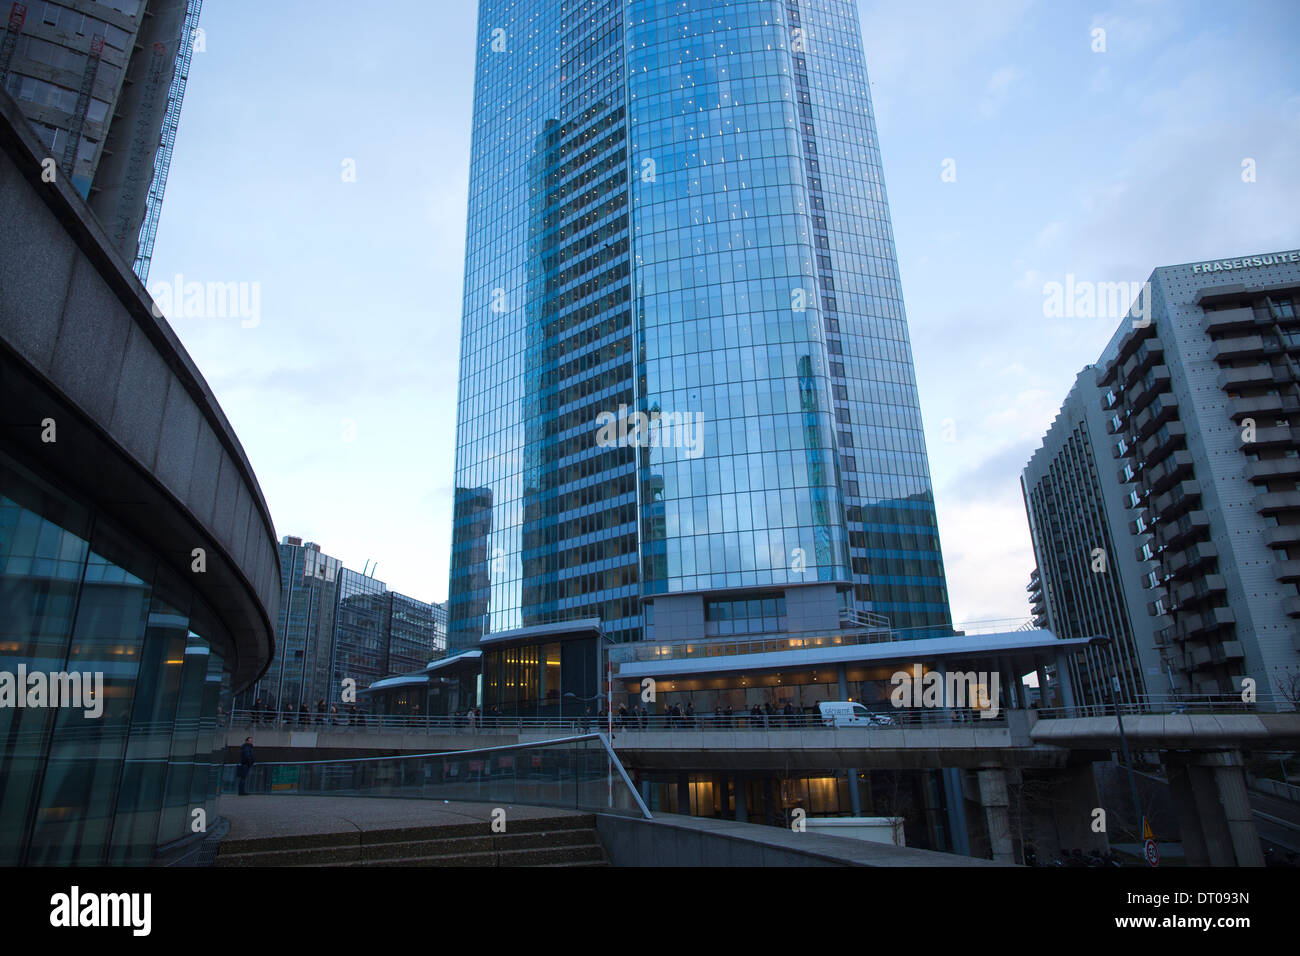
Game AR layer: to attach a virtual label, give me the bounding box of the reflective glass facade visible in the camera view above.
[449,0,951,651]
[0,448,232,865]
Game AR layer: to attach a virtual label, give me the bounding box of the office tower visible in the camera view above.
[448,0,952,651]
[257,537,341,712]
[386,592,448,676]
[0,0,201,278]
[1025,249,1300,701]
[332,567,388,703]
[238,537,448,711]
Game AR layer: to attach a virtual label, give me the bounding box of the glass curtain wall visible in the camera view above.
[0,448,236,865]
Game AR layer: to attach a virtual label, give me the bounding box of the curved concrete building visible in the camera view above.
[0,90,278,865]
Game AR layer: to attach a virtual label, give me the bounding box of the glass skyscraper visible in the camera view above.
[448,0,951,651]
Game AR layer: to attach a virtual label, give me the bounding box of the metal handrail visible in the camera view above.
[1035,694,1296,719]
[232,732,652,819]
[228,707,1009,732]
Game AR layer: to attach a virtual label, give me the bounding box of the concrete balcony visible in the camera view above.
[1247,457,1300,481]
[1138,421,1187,462]
[1202,306,1259,335]
[1167,541,1218,577]
[1128,366,1172,412]
[1254,490,1300,516]
[1216,363,1275,391]
[1173,574,1226,608]
[1219,640,1246,661]
[1210,335,1268,362]
[1152,480,1202,521]
[1266,525,1300,549]
[1145,451,1195,495]
[1287,596,1300,619]
[1133,393,1179,440]
[1156,510,1210,549]
[1251,424,1300,448]
[1228,393,1285,421]
[1121,341,1165,388]
[1100,324,1158,388]
[1273,558,1300,583]
[1183,606,1237,638]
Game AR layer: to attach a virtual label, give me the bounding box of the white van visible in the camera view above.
[818,701,893,728]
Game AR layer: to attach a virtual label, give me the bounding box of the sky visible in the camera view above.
[147,0,1300,619]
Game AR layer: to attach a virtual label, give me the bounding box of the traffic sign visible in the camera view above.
[1144,838,1159,867]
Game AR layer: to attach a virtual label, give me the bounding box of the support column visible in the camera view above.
[978,767,1015,863]
[1195,751,1265,867]
[1164,758,1210,867]
[735,771,748,823]
[1055,651,1078,713]
[1187,763,1235,866]
[1001,667,1020,711]
[676,772,690,816]
[1035,665,1049,708]
[1213,761,1265,867]
[837,663,862,816]
[943,767,972,856]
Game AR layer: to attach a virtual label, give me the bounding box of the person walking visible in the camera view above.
[236,737,255,795]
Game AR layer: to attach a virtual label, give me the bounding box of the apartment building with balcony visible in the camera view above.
[1026,249,1300,702]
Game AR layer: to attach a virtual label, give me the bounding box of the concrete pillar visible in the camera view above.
[1165,759,1210,866]
[1000,668,1017,711]
[977,767,1015,863]
[1187,763,1235,866]
[847,769,862,817]
[1216,767,1263,865]
[735,771,748,823]
[943,767,972,856]
[1212,760,1265,867]
[1055,651,1078,713]
[836,663,848,699]
[676,772,690,816]
[1035,665,1049,707]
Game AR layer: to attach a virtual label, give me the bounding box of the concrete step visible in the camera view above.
[218,811,596,856]
[351,842,607,867]
[216,819,606,868]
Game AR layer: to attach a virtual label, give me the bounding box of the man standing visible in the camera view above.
[237,736,255,795]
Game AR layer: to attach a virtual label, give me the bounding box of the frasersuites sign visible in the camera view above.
[1191,250,1300,274]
